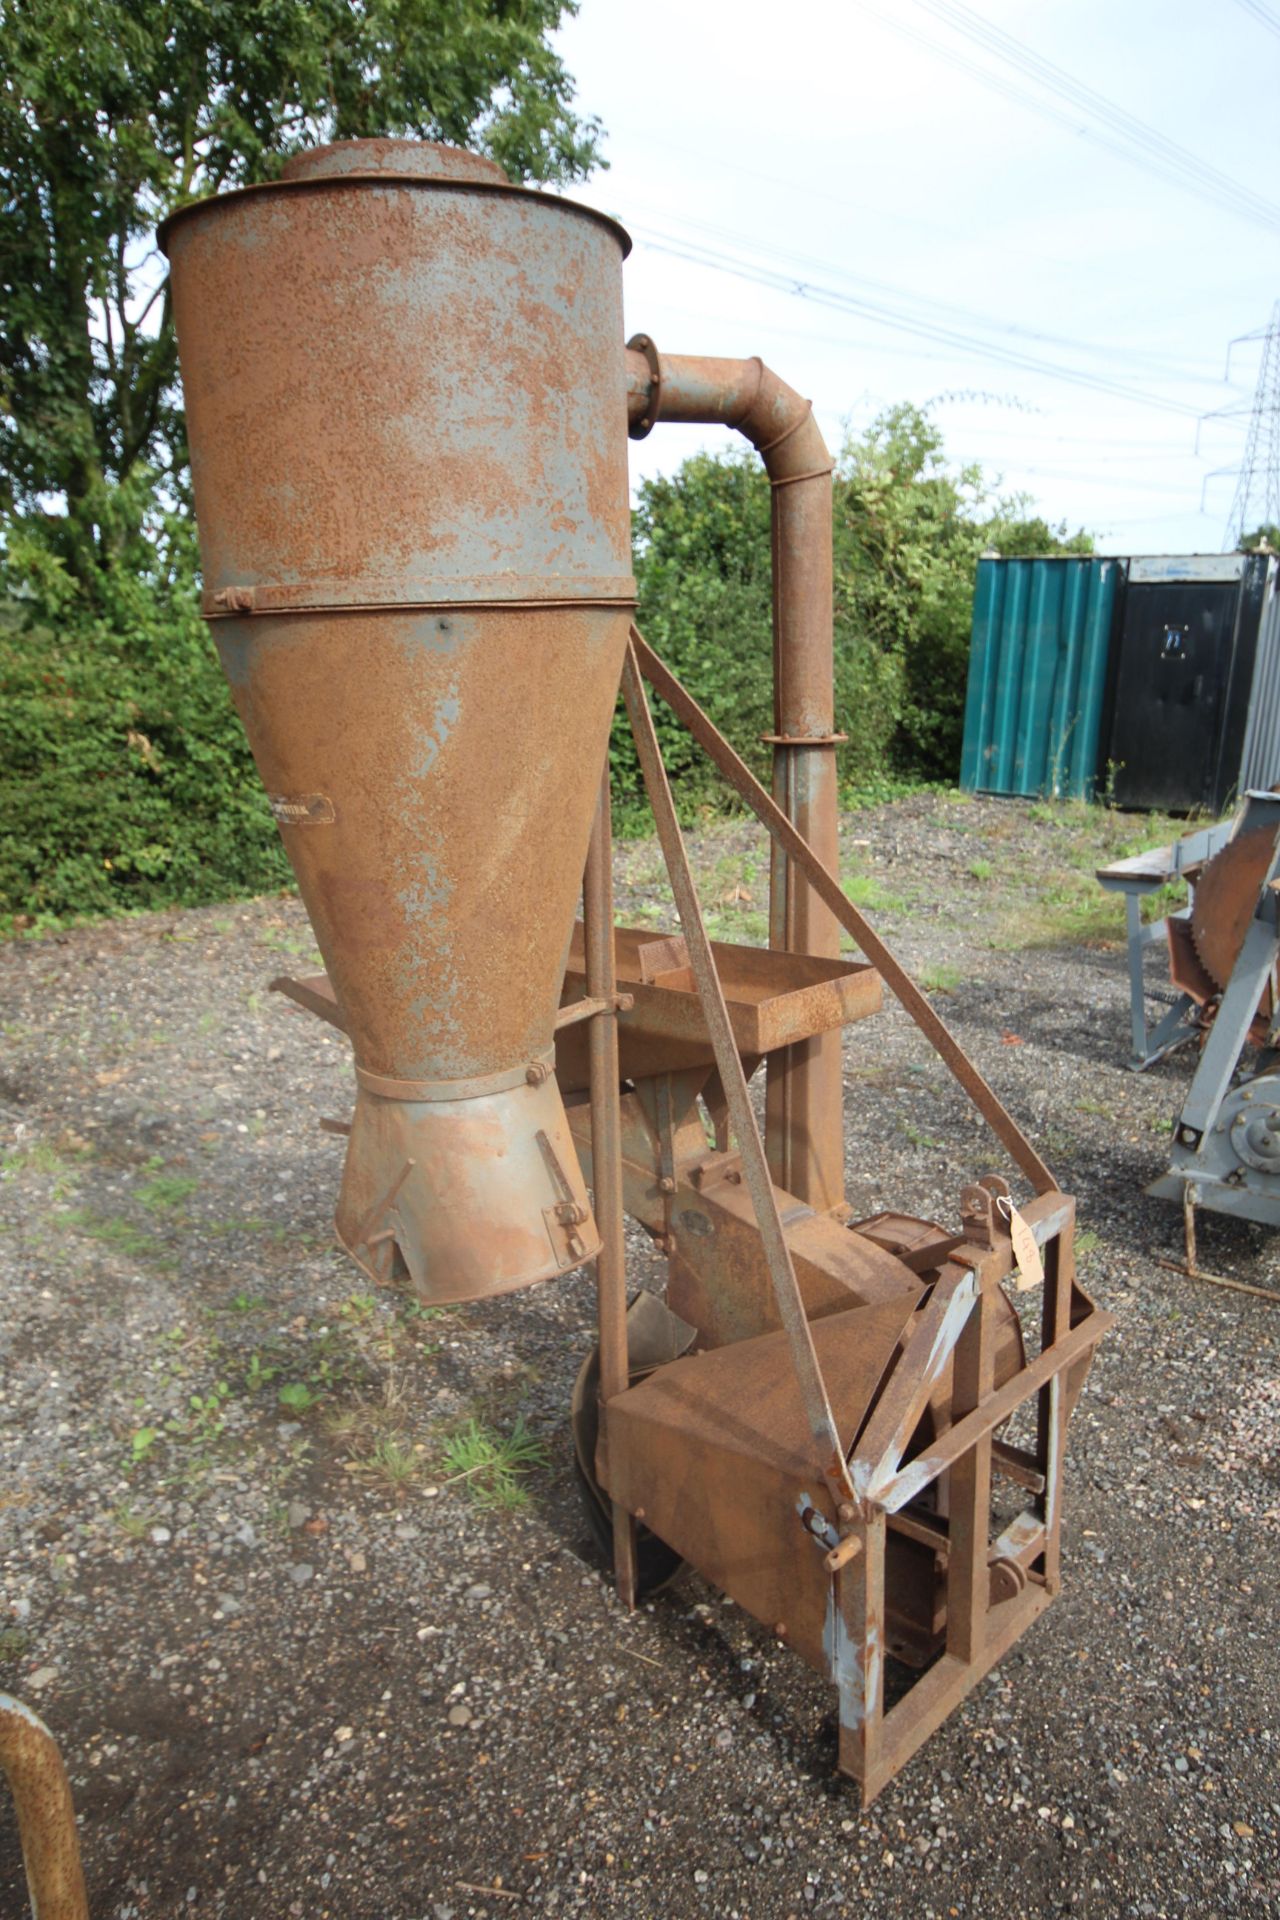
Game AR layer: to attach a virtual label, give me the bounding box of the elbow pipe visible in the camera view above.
[625,341,845,1211]
[0,1694,89,1920]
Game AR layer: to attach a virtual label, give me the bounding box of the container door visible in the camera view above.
[1107,583,1239,812]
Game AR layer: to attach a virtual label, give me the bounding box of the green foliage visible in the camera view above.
[614,406,1093,821]
[440,1415,547,1511]
[0,0,601,570]
[0,499,290,921]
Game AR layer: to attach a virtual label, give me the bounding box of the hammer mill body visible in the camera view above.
[162,139,1110,1805]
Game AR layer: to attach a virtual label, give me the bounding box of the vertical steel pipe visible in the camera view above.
[0,1695,89,1920]
[625,347,844,1210]
[583,777,637,1607]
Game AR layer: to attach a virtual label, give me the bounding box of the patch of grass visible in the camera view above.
[1075,1099,1112,1119]
[357,1434,422,1488]
[900,1119,942,1152]
[137,1173,199,1212]
[258,927,322,962]
[843,872,908,914]
[0,1627,31,1662]
[988,872,1125,952]
[1074,1229,1101,1260]
[112,1503,150,1540]
[918,962,962,995]
[440,1416,547,1511]
[968,858,993,881]
[57,1208,172,1265]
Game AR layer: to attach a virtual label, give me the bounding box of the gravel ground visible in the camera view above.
[2,791,1277,1920]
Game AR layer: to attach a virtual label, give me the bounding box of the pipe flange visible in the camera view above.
[760,731,849,747]
[627,332,663,439]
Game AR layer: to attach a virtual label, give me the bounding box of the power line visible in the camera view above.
[1231,0,1280,40]
[620,198,1226,383]
[858,0,1280,235]
[631,224,1206,419]
[909,0,1280,229]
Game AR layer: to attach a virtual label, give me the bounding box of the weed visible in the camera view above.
[244,1351,280,1393]
[129,1426,160,1466]
[226,1290,268,1314]
[137,1173,199,1212]
[278,1380,321,1413]
[358,1434,421,1488]
[919,963,961,995]
[968,858,993,881]
[112,1504,150,1540]
[1075,1229,1101,1260]
[0,1628,31,1662]
[1075,1099,1112,1119]
[900,1120,942,1152]
[440,1416,548,1511]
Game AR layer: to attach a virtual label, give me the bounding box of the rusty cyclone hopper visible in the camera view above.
[160,141,635,1302]
[154,136,1111,1816]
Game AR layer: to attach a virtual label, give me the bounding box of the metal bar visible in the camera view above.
[945,1285,995,1663]
[0,1694,89,1920]
[630,626,1058,1196]
[583,775,637,1609]
[848,1267,979,1501]
[620,640,856,1508]
[871,1311,1114,1514]
[1125,894,1147,1064]
[1154,1256,1280,1304]
[555,996,610,1030]
[1180,902,1280,1136]
[863,1582,1054,1800]
[835,1509,886,1800]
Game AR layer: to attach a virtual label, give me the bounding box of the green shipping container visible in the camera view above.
[959,555,1122,799]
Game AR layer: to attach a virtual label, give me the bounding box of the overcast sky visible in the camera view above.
[553,0,1280,554]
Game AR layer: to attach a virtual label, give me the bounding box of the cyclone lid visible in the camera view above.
[158,136,631,256]
[279,138,509,186]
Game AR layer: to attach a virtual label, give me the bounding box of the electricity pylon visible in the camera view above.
[1224,301,1280,549]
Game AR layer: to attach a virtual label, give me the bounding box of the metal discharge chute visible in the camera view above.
[163,139,1110,1807]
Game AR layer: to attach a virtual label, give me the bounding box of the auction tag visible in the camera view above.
[1000,1198,1044,1292]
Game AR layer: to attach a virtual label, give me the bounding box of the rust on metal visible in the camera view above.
[164,139,635,1303]
[167,136,1108,1812]
[624,344,844,1211]
[0,1694,89,1920]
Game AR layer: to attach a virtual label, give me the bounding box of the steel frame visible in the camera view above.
[580,630,1112,1802]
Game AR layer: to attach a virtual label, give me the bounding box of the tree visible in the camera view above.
[836,404,1093,776]
[0,0,601,575]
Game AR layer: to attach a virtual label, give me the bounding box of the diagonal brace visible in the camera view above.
[620,640,857,1510]
[630,624,1056,1197]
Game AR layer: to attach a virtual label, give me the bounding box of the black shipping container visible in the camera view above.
[1104,552,1279,814]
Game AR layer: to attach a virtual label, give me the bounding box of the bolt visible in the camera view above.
[526,1062,549,1086]
[658,1175,676,1193]
[774,1622,788,1639]
[838,1502,856,1523]
[635,1507,646,1522]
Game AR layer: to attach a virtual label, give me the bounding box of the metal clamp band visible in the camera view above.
[761,732,849,747]
[355,1048,555,1104]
